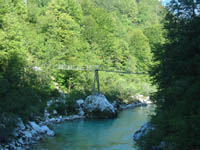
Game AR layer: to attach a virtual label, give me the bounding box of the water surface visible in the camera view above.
[33,105,154,150]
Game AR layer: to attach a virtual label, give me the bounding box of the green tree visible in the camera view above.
[0,0,51,143]
[136,0,164,26]
[127,29,152,72]
[136,1,200,150]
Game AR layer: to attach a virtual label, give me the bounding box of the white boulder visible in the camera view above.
[29,122,43,133]
[84,94,117,118]
[40,125,55,136]
[135,94,152,104]
[28,121,55,136]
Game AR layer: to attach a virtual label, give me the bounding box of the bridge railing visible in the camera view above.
[57,64,101,71]
[57,64,148,75]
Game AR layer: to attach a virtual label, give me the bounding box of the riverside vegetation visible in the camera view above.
[135,1,200,150]
[0,0,166,146]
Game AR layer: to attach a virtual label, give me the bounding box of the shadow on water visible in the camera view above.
[32,105,155,150]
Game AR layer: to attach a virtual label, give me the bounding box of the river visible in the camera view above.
[33,105,154,150]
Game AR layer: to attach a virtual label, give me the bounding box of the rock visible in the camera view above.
[53,110,57,115]
[16,147,24,150]
[47,130,55,136]
[17,118,26,130]
[23,131,33,139]
[134,94,152,104]
[62,115,85,121]
[76,99,85,116]
[84,94,117,118]
[119,95,151,110]
[133,122,154,141]
[79,109,85,116]
[49,118,62,123]
[120,103,136,109]
[18,138,24,145]
[29,122,43,133]
[13,129,19,137]
[40,125,55,137]
[30,129,38,136]
[47,100,53,107]
[111,101,117,107]
[35,136,41,141]
[9,142,16,150]
[28,121,55,137]
[25,124,32,130]
[76,99,84,107]
[111,101,121,111]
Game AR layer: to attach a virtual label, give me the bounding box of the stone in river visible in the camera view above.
[84,94,117,119]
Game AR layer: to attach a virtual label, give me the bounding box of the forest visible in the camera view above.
[1,0,199,150]
[0,0,165,143]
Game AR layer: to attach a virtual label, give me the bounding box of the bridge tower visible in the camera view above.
[92,69,100,95]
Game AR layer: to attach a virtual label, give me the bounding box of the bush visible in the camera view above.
[0,113,17,144]
[47,100,67,116]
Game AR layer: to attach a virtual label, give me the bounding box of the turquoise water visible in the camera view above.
[33,105,154,150]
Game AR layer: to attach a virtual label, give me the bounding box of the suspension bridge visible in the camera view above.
[57,64,148,95]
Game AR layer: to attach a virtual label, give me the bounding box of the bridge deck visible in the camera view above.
[57,64,147,75]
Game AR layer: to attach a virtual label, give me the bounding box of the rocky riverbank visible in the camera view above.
[1,94,151,150]
[133,122,154,141]
[117,94,152,110]
[133,123,167,150]
[0,115,85,150]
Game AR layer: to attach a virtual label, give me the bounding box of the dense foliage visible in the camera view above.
[0,0,165,143]
[136,0,200,150]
